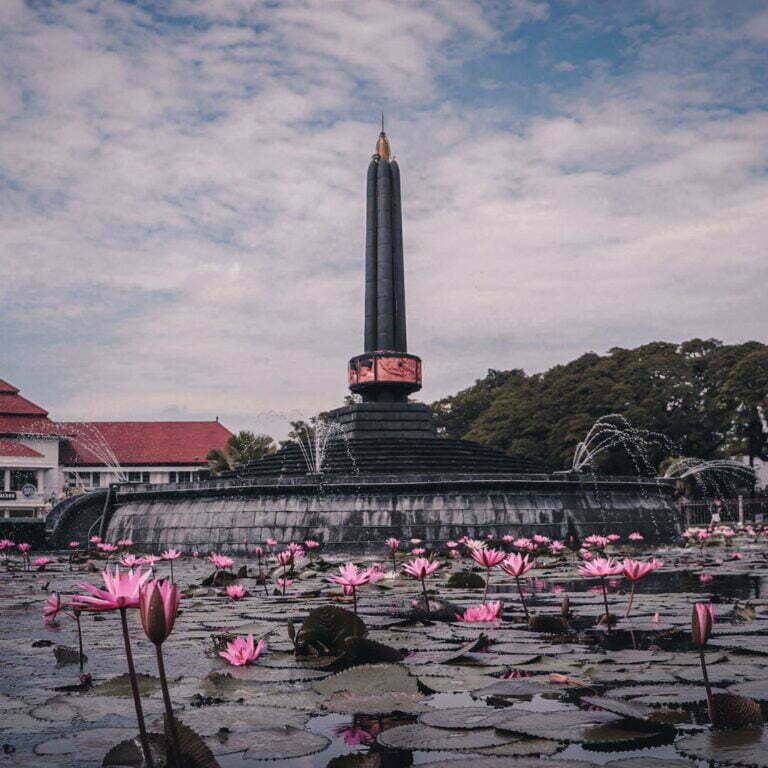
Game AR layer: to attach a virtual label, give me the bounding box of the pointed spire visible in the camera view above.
[375,114,391,161]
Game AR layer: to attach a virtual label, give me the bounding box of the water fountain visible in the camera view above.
[49,127,681,551]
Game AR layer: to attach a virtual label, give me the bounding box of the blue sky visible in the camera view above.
[1,0,767,438]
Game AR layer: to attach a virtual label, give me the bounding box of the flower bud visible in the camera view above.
[692,602,714,647]
[139,580,180,645]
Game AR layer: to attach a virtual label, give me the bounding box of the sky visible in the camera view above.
[1,0,767,439]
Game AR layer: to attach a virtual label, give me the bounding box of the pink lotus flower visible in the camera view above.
[120,553,145,568]
[578,557,623,579]
[447,540,459,548]
[276,577,293,592]
[225,584,247,600]
[329,563,370,588]
[411,547,426,556]
[17,542,31,553]
[287,542,304,558]
[692,602,714,646]
[97,543,119,554]
[385,537,399,550]
[470,547,506,569]
[607,534,621,543]
[402,557,441,580]
[304,540,319,550]
[34,557,53,569]
[365,565,386,583]
[699,572,713,583]
[254,546,264,557]
[276,550,293,567]
[139,579,180,644]
[652,612,661,623]
[72,566,152,612]
[727,552,742,560]
[0,539,14,550]
[43,592,62,625]
[583,534,611,550]
[455,601,503,623]
[513,537,531,550]
[500,552,535,578]
[209,553,234,570]
[621,558,658,582]
[266,538,277,547]
[628,532,644,541]
[117,539,133,548]
[621,558,661,617]
[89,536,101,544]
[161,549,181,560]
[68,541,80,549]
[402,557,440,613]
[219,634,265,666]
[549,541,565,554]
[448,548,460,558]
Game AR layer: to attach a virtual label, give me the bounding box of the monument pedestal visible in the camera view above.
[328,401,436,440]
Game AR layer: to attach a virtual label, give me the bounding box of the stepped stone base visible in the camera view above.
[328,402,436,439]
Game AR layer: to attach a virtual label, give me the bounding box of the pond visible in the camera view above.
[1,534,766,767]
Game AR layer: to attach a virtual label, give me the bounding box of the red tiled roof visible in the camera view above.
[0,379,49,417]
[59,421,233,466]
[0,414,61,436]
[0,439,45,458]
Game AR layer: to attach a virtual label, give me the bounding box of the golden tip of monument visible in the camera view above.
[376,131,391,161]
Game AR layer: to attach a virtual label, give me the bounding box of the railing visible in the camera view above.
[680,497,768,527]
[114,471,674,497]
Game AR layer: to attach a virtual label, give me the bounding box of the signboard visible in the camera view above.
[21,484,37,499]
[0,491,17,501]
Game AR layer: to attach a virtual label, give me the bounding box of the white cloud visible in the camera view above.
[0,0,766,437]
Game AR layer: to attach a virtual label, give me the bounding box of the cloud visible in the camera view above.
[0,0,766,437]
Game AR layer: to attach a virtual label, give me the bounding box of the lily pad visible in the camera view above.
[497,709,670,749]
[242,725,330,760]
[377,722,514,751]
[419,706,529,730]
[676,728,768,766]
[90,674,161,698]
[322,690,429,714]
[313,663,417,696]
[35,727,136,759]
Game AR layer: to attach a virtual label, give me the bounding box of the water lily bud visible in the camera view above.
[139,580,180,645]
[692,602,714,647]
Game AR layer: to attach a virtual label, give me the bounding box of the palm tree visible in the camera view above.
[207,431,276,475]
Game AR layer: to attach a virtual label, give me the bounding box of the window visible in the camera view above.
[11,470,37,491]
[126,472,149,483]
[169,471,192,483]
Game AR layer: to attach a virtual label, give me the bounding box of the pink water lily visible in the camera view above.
[471,547,506,601]
[402,557,441,613]
[579,557,623,630]
[161,549,181,560]
[219,634,265,666]
[225,584,247,600]
[500,553,535,620]
[139,579,180,645]
[621,558,661,617]
[33,557,53,569]
[42,592,62,625]
[120,553,145,568]
[329,563,370,614]
[209,553,234,570]
[72,566,152,612]
[455,601,503,623]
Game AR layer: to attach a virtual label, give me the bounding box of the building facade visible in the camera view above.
[0,379,232,520]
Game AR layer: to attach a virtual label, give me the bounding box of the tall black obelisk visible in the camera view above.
[348,125,423,404]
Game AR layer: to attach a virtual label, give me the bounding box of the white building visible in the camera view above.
[0,378,232,519]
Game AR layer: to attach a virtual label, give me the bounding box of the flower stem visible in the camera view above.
[155,644,182,767]
[119,608,155,768]
[699,646,714,724]
[74,612,84,673]
[421,577,430,614]
[169,559,174,583]
[352,587,358,616]
[600,577,612,632]
[625,581,636,618]
[515,575,529,621]
[482,568,490,603]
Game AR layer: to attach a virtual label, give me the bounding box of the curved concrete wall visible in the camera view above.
[105,476,680,553]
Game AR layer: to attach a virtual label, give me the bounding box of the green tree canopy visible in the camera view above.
[431,339,768,478]
[207,430,277,475]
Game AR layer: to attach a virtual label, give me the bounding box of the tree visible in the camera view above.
[431,339,768,480]
[207,431,277,475]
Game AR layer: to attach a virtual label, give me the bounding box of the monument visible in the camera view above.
[50,127,680,550]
